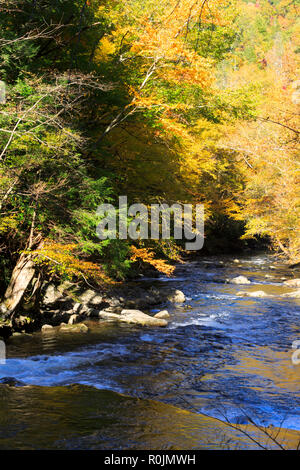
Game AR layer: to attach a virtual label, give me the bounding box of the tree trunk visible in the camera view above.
[1,253,36,317]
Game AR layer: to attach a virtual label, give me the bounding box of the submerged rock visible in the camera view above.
[237,290,270,298]
[281,289,300,299]
[283,279,300,288]
[229,276,251,285]
[0,377,26,387]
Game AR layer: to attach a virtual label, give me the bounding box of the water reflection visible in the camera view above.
[0,384,299,450]
[1,254,300,448]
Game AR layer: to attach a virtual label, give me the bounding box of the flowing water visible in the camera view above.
[0,254,300,449]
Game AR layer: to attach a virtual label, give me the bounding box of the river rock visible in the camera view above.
[98,311,121,321]
[249,290,269,297]
[0,303,7,315]
[79,289,103,306]
[42,284,74,312]
[43,284,63,305]
[99,309,168,327]
[154,310,170,319]
[0,377,26,387]
[68,314,81,325]
[229,276,251,285]
[57,280,75,293]
[120,310,168,327]
[167,289,186,303]
[41,324,54,332]
[72,302,81,313]
[59,323,89,333]
[281,289,300,298]
[144,294,160,305]
[283,279,300,288]
[76,304,92,316]
[124,296,158,309]
[237,290,269,298]
[124,299,143,309]
[119,287,185,309]
[104,305,123,314]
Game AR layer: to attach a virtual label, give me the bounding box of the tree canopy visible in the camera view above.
[0,0,299,316]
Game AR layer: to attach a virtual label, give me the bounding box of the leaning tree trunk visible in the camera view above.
[1,252,36,318]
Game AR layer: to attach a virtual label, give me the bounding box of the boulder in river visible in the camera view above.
[98,311,121,321]
[283,279,300,288]
[99,309,168,327]
[59,323,89,333]
[166,289,186,303]
[154,310,170,319]
[229,276,251,285]
[121,309,168,327]
[41,324,54,333]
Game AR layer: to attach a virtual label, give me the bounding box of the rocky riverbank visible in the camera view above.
[1,264,300,340]
[0,281,186,338]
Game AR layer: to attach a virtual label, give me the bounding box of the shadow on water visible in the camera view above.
[0,384,299,450]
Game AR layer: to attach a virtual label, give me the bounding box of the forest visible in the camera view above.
[0,0,300,453]
[0,0,299,318]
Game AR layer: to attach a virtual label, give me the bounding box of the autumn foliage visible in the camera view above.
[30,241,112,285]
[130,246,175,276]
[0,0,299,315]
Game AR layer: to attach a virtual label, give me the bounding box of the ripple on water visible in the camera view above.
[1,253,300,448]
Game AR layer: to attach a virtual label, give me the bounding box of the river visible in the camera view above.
[0,254,300,449]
